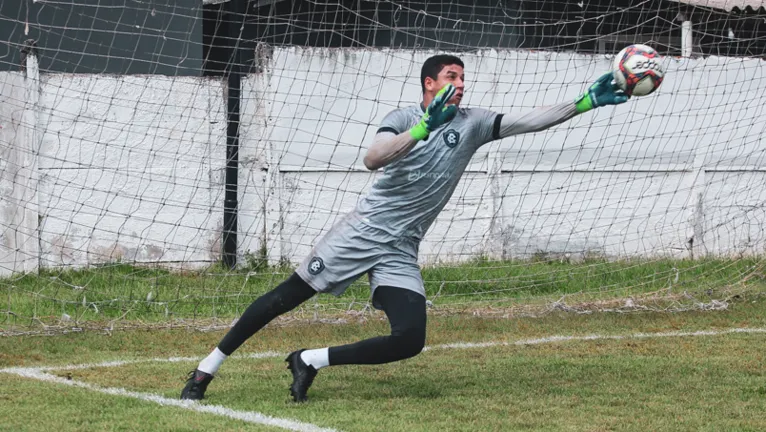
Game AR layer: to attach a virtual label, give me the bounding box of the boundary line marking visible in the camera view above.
[425,326,766,350]
[3,367,339,432]
[6,326,764,373]
[28,351,285,372]
[3,326,766,432]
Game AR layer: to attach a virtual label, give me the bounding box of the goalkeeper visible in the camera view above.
[181,55,628,402]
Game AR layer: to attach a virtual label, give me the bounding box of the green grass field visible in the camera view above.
[3,295,766,432]
[2,257,763,331]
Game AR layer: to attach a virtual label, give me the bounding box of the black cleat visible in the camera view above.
[181,369,214,400]
[285,349,318,402]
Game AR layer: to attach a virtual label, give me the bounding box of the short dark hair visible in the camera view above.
[420,55,464,94]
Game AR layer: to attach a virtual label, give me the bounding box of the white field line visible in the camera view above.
[26,351,285,372]
[425,326,766,350]
[3,367,339,432]
[6,326,762,373]
[3,326,765,432]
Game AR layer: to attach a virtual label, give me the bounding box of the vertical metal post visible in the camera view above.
[222,0,244,269]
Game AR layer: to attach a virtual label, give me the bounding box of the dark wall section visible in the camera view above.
[0,0,28,71]
[0,0,203,75]
[203,0,526,76]
[244,0,524,49]
[1,0,765,75]
[204,0,766,75]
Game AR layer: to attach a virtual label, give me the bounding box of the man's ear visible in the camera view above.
[424,76,435,93]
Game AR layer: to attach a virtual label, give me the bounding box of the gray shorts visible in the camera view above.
[295,213,424,307]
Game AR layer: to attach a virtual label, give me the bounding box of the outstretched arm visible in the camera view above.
[495,102,578,139]
[494,73,629,140]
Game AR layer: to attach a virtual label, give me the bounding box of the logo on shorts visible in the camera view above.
[308,257,325,275]
[443,129,460,148]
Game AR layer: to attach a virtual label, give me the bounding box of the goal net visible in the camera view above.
[1,0,765,334]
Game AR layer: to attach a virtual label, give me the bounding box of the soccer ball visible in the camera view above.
[612,44,664,97]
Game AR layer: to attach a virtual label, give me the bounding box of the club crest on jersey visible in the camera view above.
[308,257,325,275]
[443,129,460,148]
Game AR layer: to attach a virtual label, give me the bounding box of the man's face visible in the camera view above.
[426,64,465,106]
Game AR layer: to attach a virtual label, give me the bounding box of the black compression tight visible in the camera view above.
[328,286,427,365]
[216,274,427,365]
[217,272,316,355]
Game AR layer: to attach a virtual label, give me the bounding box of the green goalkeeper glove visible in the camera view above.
[410,84,458,141]
[575,73,629,113]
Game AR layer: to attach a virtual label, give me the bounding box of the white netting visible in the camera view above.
[1,0,765,334]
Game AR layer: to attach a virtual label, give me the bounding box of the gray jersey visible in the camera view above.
[297,102,578,298]
[355,105,500,240]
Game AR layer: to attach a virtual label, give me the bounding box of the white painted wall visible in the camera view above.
[246,48,766,263]
[29,72,227,270]
[2,48,766,275]
[0,67,39,276]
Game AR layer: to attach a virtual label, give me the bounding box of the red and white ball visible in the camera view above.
[612,44,665,97]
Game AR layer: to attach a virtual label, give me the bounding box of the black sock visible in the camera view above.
[328,286,426,365]
[217,272,316,355]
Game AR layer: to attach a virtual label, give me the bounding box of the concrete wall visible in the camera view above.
[2,48,766,275]
[35,73,227,269]
[0,66,39,275]
[1,54,227,276]
[244,48,766,264]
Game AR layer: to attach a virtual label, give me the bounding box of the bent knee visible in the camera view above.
[391,327,426,359]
